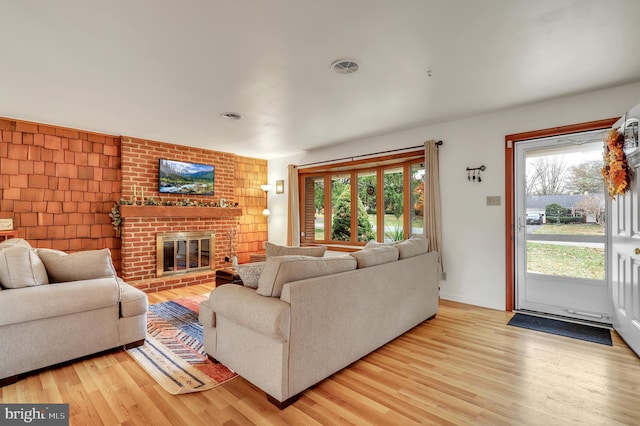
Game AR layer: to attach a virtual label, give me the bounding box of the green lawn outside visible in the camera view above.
[527,242,605,280]
[313,213,424,241]
[532,223,604,236]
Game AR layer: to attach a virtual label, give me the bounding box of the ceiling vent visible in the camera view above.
[331,59,359,74]
[220,112,242,120]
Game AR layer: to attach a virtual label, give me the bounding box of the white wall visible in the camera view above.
[267,82,640,310]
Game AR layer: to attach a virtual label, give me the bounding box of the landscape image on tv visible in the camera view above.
[159,159,215,195]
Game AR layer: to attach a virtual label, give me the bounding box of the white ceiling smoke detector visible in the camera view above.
[331,59,359,74]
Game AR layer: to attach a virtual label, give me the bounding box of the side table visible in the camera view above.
[215,268,243,286]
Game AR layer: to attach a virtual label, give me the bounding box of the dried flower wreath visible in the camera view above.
[602,128,632,199]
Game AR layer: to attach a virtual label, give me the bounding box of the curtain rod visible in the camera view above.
[298,140,443,168]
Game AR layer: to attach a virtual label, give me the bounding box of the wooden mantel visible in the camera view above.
[119,205,242,218]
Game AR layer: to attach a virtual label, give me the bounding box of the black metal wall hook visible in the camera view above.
[466,165,486,182]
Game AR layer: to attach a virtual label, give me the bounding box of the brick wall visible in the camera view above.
[121,137,239,207]
[0,118,122,266]
[119,217,234,291]
[0,118,268,293]
[119,137,268,291]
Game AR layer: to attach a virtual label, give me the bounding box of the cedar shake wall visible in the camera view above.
[0,118,122,267]
[0,118,268,293]
[236,156,269,260]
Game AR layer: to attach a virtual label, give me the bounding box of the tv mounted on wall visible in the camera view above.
[158,158,215,195]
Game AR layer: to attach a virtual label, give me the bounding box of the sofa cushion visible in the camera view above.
[257,255,357,297]
[395,236,429,259]
[0,246,49,289]
[265,242,327,257]
[364,240,393,249]
[0,277,121,327]
[236,262,265,289]
[350,245,399,268]
[36,248,117,283]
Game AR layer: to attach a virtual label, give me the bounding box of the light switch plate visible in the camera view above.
[486,196,501,206]
[0,218,14,230]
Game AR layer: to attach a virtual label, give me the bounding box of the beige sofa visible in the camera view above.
[199,237,439,408]
[0,238,148,386]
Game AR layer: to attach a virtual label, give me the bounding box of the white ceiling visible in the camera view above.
[2,1,640,159]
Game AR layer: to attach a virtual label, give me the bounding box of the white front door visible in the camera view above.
[515,130,612,323]
[611,108,640,356]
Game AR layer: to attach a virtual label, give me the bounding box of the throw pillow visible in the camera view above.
[0,246,49,289]
[350,245,399,268]
[265,242,327,257]
[236,262,265,289]
[395,236,429,259]
[257,255,357,297]
[36,248,118,283]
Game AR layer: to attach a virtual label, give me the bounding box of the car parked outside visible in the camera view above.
[526,213,543,225]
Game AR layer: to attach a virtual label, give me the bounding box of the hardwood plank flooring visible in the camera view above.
[2,283,640,425]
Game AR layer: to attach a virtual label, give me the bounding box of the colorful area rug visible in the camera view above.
[126,294,237,394]
[508,313,612,346]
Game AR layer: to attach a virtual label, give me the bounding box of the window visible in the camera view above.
[383,167,404,242]
[299,151,424,246]
[410,162,425,237]
[357,170,377,242]
[302,176,325,241]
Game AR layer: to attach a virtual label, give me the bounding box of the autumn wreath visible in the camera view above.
[602,128,632,199]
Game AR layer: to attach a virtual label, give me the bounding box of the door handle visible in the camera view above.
[635,248,640,255]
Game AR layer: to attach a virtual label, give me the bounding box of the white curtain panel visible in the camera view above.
[424,140,443,272]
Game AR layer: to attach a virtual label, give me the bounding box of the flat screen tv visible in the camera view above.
[158,158,215,195]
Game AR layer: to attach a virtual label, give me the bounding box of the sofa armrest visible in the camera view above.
[118,280,148,318]
[209,285,290,342]
[199,299,215,327]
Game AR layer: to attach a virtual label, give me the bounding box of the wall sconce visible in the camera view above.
[260,184,272,216]
[275,180,284,194]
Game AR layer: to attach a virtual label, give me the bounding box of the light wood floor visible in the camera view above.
[2,283,640,425]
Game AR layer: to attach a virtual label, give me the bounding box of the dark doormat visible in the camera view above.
[508,313,612,346]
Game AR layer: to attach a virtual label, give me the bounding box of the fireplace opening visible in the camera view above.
[156,231,215,277]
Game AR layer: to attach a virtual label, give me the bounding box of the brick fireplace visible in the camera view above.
[119,204,243,291]
[119,137,266,293]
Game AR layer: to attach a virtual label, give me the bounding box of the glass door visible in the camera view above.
[515,130,612,323]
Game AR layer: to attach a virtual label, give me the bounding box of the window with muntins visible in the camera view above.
[299,151,424,246]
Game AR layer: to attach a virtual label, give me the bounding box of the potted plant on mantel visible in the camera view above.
[110,197,241,235]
